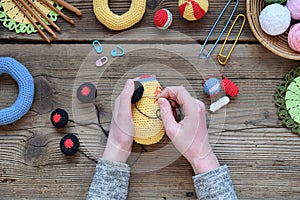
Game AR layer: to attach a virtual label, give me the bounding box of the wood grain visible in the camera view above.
[0,0,255,43]
[0,44,300,199]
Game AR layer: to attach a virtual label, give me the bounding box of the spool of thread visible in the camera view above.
[259,3,291,36]
[264,0,287,3]
[51,108,69,128]
[221,78,239,97]
[286,0,300,20]
[203,78,221,96]
[178,0,208,21]
[153,9,173,30]
[288,23,300,53]
[77,82,97,103]
[60,134,80,156]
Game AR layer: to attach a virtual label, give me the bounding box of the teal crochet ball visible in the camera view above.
[264,0,287,3]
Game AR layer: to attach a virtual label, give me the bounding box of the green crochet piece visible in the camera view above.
[274,67,300,135]
[264,0,287,4]
[0,1,62,34]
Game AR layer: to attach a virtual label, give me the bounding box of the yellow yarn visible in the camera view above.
[132,77,165,145]
[93,0,146,31]
[1,0,54,24]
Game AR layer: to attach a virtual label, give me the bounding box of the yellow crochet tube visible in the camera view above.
[93,0,147,31]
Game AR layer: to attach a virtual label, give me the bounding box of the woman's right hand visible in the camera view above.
[158,86,220,174]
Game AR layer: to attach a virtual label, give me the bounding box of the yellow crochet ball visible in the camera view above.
[178,0,209,21]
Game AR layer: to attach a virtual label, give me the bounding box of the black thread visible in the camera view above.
[133,103,162,120]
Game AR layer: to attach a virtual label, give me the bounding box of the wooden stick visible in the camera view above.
[38,0,75,25]
[52,0,82,16]
[25,0,61,32]
[12,0,50,43]
[16,0,57,39]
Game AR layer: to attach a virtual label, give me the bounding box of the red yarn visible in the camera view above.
[190,0,206,20]
[178,2,188,17]
[52,113,61,123]
[154,9,172,29]
[64,139,74,149]
[222,78,239,97]
[81,86,91,96]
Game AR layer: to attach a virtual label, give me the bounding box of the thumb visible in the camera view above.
[158,98,180,140]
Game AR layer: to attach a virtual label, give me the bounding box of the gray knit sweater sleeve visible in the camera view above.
[193,165,237,200]
[87,159,130,200]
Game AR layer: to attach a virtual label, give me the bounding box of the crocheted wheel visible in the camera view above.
[93,0,146,31]
[274,67,300,134]
[0,0,62,34]
[0,57,34,125]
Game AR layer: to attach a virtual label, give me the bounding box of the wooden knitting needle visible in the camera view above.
[16,0,57,39]
[38,0,75,25]
[12,0,50,43]
[25,0,61,32]
[52,0,82,16]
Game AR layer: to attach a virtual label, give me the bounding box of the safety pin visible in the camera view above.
[96,56,108,67]
[217,14,246,65]
[92,40,103,54]
[111,45,125,57]
[199,0,238,59]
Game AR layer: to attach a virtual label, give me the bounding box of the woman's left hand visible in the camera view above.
[102,79,135,163]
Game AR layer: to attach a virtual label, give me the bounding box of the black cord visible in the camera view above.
[133,103,162,120]
[94,104,109,138]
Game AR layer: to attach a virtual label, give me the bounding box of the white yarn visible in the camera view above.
[210,96,230,113]
[259,3,291,36]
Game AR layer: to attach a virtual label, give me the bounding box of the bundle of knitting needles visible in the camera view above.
[11,0,82,43]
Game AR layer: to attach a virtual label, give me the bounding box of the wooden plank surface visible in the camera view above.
[0,0,255,42]
[1,43,300,199]
[1,0,300,199]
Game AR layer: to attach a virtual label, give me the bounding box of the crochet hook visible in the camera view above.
[12,0,50,43]
[52,0,82,16]
[16,0,57,39]
[25,0,61,32]
[199,0,238,59]
[38,0,75,25]
[217,14,246,65]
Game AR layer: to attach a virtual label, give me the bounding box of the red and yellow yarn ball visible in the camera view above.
[154,9,173,30]
[178,0,209,21]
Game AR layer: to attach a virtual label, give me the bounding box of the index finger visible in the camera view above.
[159,86,198,116]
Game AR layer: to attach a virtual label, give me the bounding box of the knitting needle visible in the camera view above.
[38,0,75,25]
[16,0,57,39]
[25,0,61,32]
[52,0,82,16]
[12,0,50,43]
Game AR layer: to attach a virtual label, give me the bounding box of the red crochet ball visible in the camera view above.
[154,9,173,30]
[222,78,239,97]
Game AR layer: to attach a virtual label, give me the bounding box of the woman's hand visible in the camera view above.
[102,79,135,163]
[158,86,220,174]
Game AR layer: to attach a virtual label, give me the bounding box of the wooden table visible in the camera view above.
[1,0,300,199]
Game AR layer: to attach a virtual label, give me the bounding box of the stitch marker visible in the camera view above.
[92,40,103,54]
[111,45,125,57]
[96,56,108,67]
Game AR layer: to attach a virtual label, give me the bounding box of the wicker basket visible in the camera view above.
[246,0,300,60]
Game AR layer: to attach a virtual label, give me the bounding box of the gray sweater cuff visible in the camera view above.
[87,159,131,200]
[193,165,237,200]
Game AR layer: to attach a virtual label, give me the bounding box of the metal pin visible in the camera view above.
[199,0,239,59]
[217,14,246,65]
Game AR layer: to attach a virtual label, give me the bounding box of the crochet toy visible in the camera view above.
[60,133,80,156]
[132,75,165,145]
[0,57,34,125]
[275,67,300,134]
[93,0,146,31]
[202,76,239,112]
[153,9,173,30]
[178,0,208,21]
[51,108,69,128]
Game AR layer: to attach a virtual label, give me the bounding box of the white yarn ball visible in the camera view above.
[259,3,291,36]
